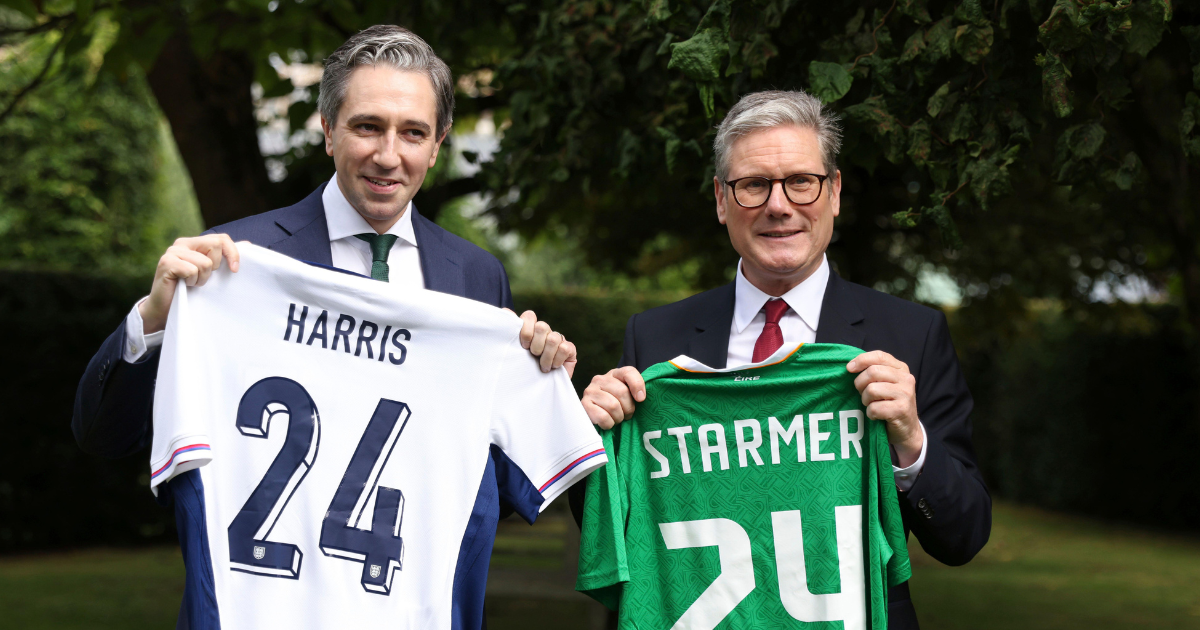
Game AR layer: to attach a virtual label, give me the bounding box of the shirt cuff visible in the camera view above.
[892,421,927,493]
[123,297,164,363]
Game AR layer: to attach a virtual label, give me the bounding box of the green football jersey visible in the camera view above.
[577,343,911,630]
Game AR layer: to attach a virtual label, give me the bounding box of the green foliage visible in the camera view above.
[479,0,1199,339]
[0,30,199,273]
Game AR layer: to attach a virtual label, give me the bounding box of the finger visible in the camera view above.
[861,381,904,406]
[595,377,638,417]
[518,311,538,349]
[175,249,218,287]
[852,364,904,391]
[528,320,551,356]
[582,399,616,430]
[539,332,563,372]
[217,235,239,272]
[550,339,575,370]
[865,400,907,422]
[172,260,201,287]
[564,355,577,379]
[588,389,628,424]
[612,366,647,402]
[847,350,906,373]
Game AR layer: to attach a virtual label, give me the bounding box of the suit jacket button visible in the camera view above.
[917,498,927,509]
[98,360,110,382]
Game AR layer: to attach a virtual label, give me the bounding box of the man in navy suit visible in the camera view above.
[73,25,575,460]
[576,91,990,629]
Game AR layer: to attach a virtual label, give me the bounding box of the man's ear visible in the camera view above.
[322,116,335,157]
[830,169,842,217]
[428,130,448,168]
[714,177,728,225]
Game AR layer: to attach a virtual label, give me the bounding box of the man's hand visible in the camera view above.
[581,367,646,430]
[847,351,923,467]
[510,310,578,377]
[139,235,240,335]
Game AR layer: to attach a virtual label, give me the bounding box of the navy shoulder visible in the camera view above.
[839,277,943,324]
[412,209,504,271]
[632,284,734,332]
[201,185,325,246]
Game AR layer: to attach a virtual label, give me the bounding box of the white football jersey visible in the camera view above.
[149,244,605,629]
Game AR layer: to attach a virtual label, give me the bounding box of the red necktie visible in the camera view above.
[752,299,790,362]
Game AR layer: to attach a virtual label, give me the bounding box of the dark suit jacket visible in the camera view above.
[573,270,991,630]
[72,183,514,458]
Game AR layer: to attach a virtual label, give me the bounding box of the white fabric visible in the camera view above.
[123,173,423,364]
[123,298,162,363]
[726,257,925,490]
[149,244,604,628]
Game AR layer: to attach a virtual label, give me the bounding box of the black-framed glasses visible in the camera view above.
[724,173,830,208]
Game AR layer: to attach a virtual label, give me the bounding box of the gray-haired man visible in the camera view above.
[577,90,991,628]
[74,25,575,629]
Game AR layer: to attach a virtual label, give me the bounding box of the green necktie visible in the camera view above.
[355,233,400,282]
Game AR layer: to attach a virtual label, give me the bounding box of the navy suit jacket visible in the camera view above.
[570,271,991,630]
[72,183,514,458]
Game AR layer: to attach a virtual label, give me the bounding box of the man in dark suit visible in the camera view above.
[577,90,990,628]
[73,25,576,463]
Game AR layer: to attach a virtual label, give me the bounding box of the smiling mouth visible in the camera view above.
[760,230,804,238]
[363,176,401,189]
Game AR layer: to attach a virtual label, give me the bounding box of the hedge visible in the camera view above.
[1,271,1195,553]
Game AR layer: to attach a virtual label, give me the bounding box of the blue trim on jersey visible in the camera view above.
[161,470,221,630]
[491,445,545,524]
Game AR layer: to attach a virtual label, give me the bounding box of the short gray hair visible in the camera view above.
[318,25,455,138]
[713,90,843,183]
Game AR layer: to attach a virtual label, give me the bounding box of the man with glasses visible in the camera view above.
[576,90,990,628]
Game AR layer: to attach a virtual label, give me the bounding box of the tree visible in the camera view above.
[0,0,516,228]
[0,21,200,273]
[480,0,1197,333]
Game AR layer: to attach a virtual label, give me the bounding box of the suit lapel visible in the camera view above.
[411,206,465,296]
[815,270,866,349]
[686,283,736,369]
[269,183,333,266]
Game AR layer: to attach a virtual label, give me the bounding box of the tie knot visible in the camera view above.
[763,299,789,324]
[355,233,399,263]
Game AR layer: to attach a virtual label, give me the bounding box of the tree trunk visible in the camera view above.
[144,27,272,229]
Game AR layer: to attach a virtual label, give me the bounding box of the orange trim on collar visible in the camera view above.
[669,344,804,373]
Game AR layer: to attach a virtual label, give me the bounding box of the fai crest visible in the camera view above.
[370,564,382,579]
[253,546,266,560]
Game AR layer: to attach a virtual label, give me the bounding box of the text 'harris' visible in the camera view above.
[282,303,410,365]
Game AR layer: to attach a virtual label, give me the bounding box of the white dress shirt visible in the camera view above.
[123,173,424,363]
[728,256,927,491]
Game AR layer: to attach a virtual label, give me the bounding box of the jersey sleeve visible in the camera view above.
[488,339,607,520]
[148,285,213,494]
[575,428,629,610]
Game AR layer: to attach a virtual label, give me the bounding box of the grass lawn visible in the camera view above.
[909,503,1200,629]
[0,502,1197,629]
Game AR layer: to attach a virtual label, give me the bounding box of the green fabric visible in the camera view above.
[354,233,399,282]
[577,343,911,629]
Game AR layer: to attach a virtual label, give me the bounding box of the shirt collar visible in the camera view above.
[322,173,418,247]
[732,255,829,334]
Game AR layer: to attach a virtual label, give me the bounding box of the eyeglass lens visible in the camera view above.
[733,174,823,207]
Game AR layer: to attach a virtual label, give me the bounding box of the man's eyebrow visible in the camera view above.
[401,119,432,133]
[345,114,385,126]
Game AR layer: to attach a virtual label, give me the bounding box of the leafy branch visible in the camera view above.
[850,0,899,71]
[0,30,70,125]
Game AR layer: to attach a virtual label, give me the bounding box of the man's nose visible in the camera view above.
[764,181,794,217]
[373,132,402,170]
